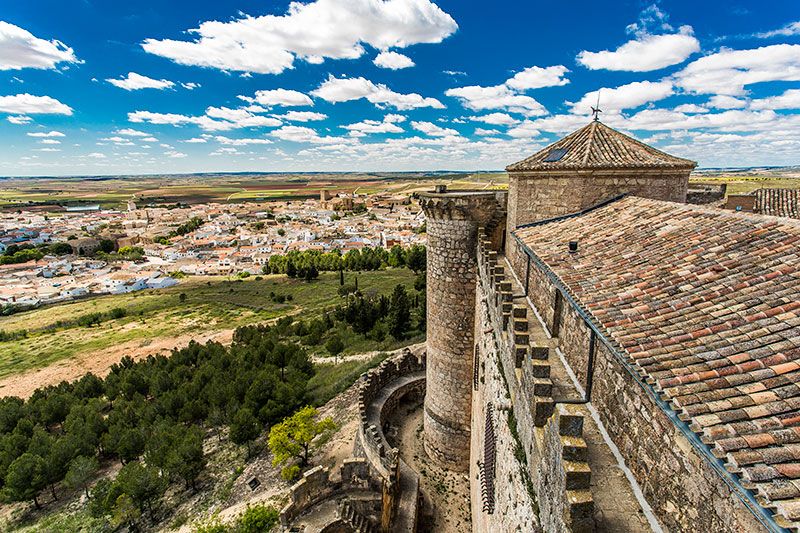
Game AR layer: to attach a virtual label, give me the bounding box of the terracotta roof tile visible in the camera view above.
[754,189,800,220]
[514,195,800,526]
[506,121,697,171]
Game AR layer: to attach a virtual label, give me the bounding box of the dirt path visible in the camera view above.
[389,405,472,532]
[0,329,234,399]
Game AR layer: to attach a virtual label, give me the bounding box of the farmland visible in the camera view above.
[0,171,507,211]
[0,269,416,396]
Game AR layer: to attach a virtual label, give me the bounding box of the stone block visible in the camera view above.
[556,405,585,437]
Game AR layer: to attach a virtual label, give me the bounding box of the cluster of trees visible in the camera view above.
[0,239,132,266]
[0,324,314,526]
[96,245,145,262]
[0,241,76,265]
[154,216,205,244]
[333,283,422,342]
[262,245,426,277]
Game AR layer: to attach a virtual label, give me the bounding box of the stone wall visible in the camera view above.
[353,348,426,532]
[505,169,690,258]
[539,405,593,533]
[521,255,766,532]
[355,350,426,481]
[280,466,340,527]
[470,229,592,533]
[418,191,506,471]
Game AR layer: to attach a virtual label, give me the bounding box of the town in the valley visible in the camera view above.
[0,190,424,309]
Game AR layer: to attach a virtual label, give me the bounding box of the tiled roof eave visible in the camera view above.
[506,162,697,172]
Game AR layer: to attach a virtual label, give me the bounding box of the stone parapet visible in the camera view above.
[474,229,595,533]
[478,232,555,430]
[539,405,594,533]
[353,348,426,532]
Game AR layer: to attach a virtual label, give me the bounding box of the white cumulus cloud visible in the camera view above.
[27,130,64,137]
[445,84,545,116]
[7,115,32,124]
[215,136,273,145]
[0,21,79,70]
[505,65,569,90]
[141,0,457,74]
[270,125,344,144]
[468,113,518,125]
[115,128,150,137]
[673,103,708,114]
[411,121,457,137]
[577,27,699,72]
[107,72,175,91]
[569,80,674,113]
[276,111,327,122]
[0,94,72,115]
[750,89,800,111]
[707,95,746,109]
[312,75,443,110]
[240,89,313,107]
[343,114,406,136]
[755,21,800,39]
[373,51,415,69]
[674,44,800,95]
[129,106,282,131]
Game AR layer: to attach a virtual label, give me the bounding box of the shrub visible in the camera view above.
[281,465,300,482]
[236,504,279,533]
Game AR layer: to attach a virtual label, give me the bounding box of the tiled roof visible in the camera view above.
[755,189,800,220]
[506,121,697,171]
[514,196,800,528]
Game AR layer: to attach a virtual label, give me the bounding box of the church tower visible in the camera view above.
[505,120,696,257]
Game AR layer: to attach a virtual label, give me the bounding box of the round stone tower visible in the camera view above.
[417,187,504,471]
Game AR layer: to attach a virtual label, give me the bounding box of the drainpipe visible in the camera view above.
[524,253,531,296]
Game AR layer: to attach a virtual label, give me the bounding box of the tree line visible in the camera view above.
[263,244,426,278]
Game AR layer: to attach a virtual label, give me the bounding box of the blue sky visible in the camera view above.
[0,0,799,176]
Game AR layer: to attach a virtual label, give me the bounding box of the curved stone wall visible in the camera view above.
[354,348,426,532]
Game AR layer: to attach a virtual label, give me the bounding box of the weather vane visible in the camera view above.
[591,90,602,122]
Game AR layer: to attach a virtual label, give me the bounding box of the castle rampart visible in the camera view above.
[470,229,594,533]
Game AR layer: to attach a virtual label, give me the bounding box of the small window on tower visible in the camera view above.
[543,148,567,162]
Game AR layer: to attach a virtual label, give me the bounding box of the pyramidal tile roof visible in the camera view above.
[506,120,697,171]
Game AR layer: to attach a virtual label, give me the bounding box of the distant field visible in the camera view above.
[0,172,506,210]
[690,174,800,196]
[0,269,414,382]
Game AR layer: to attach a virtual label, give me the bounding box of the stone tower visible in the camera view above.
[505,120,696,256]
[417,187,505,471]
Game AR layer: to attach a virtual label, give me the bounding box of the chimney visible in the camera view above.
[569,241,578,253]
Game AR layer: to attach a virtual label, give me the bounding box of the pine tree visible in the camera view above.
[230,408,261,458]
[387,284,411,340]
[4,453,47,508]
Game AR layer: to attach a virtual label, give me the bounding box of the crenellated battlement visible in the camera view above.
[472,227,595,532]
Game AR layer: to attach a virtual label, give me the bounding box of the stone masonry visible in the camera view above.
[417,188,505,471]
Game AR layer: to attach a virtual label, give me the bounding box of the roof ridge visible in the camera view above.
[582,120,598,166]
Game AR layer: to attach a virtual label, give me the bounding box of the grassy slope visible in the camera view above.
[0,270,415,380]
